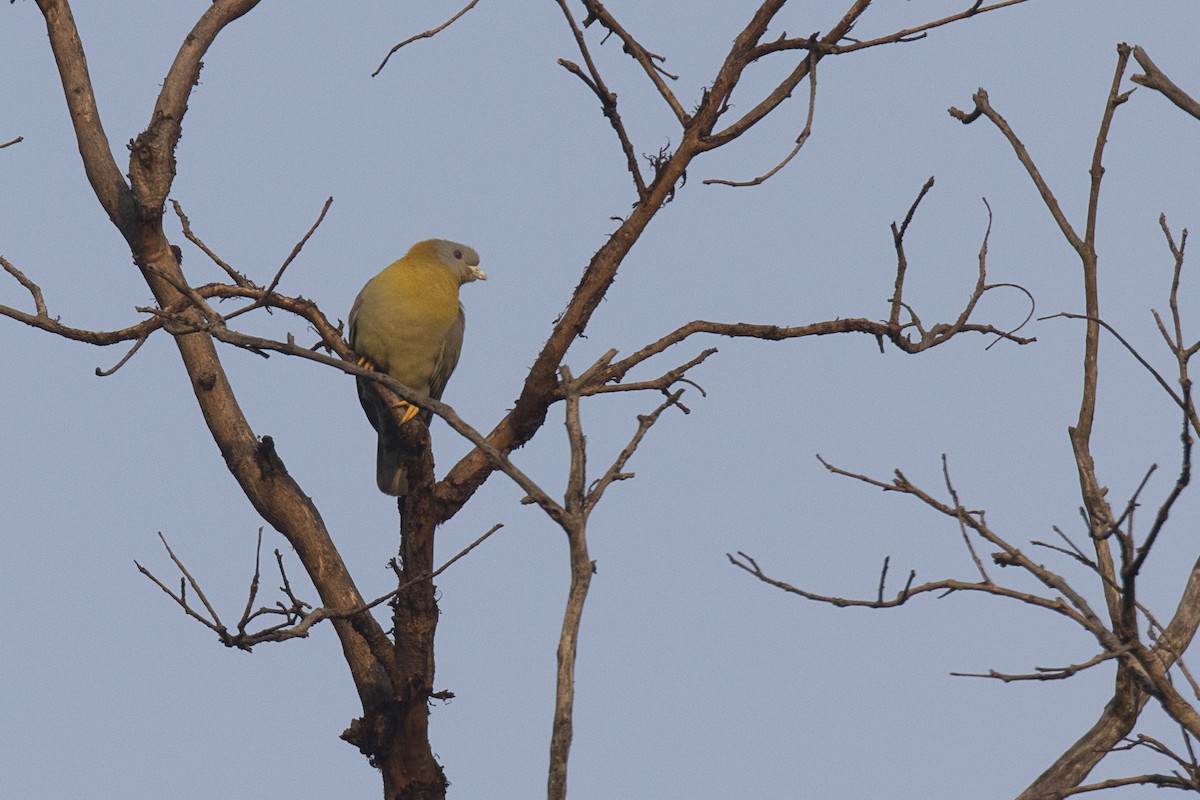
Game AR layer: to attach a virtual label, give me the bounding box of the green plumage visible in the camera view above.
[349,239,486,495]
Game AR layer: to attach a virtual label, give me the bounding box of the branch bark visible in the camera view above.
[33,0,418,792]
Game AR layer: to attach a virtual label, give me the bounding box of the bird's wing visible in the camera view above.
[347,284,366,351]
[429,303,466,401]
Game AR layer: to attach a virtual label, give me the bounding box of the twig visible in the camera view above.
[727,549,1089,616]
[95,334,149,376]
[171,199,254,287]
[140,262,223,326]
[941,455,991,584]
[810,456,1123,653]
[753,0,1032,58]
[136,532,223,631]
[0,135,23,149]
[580,348,714,402]
[603,312,1033,390]
[1042,311,1185,412]
[949,88,1084,254]
[237,528,265,631]
[888,177,937,332]
[1,255,49,317]
[225,196,333,320]
[327,523,507,619]
[705,51,816,187]
[1131,46,1200,122]
[876,556,891,603]
[584,388,685,513]
[1030,526,1096,571]
[577,0,686,125]
[1128,414,1192,583]
[951,650,1120,682]
[1060,773,1199,795]
[136,530,333,650]
[372,0,482,77]
[548,366,595,800]
[1110,463,1156,539]
[554,0,646,199]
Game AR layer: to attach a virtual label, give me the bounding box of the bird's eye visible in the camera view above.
[453,249,463,260]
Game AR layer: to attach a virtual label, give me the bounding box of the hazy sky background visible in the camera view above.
[3,2,1199,798]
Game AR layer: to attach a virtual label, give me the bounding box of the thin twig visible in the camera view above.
[1,255,49,317]
[941,455,991,584]
[372,0,483,77]
[237,528,265,631]
[950,88,1084,254]
[705,52,816,187]
[1131,46,1200,122]
[140,263,223,326]
[171,199,253,287]
[754,0,1032,58]
[225,196,333,320]
[951,650,1120,682]
[554,0,646,198]
[577,0,686,125]
[95,334,149,376]
[1042,311,1185,411]
[584,388,685,513]
[330,523,507,618]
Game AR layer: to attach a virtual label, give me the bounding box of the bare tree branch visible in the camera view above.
[1131,45,1200,122]
[372,0,483,78]
[547,365,595,800]
[705,52,817,187]
[585,388,685,513]
[95,334,150,377]
[225,196,334,320]
[949,88,1085,254]
[577,0,686,125]
[753,0,1033,58]
[941,455,991,584]
[171,199,254,287]
[34,0,137,232]
[554,0,647,199]
[1061,772,1199,795]
[950,650,1121,682]
[1042,311,1187,415]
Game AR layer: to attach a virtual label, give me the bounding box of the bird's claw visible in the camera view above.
[357,356,418,422]
[394,401,420,424]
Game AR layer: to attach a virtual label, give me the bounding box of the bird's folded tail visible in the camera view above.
[376,432,409,497]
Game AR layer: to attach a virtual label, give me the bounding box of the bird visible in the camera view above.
[349,239,486,496]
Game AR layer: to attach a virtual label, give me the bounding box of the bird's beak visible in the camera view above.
[469,265,488,281]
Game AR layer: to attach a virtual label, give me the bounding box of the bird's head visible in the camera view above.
[429,239,487,284]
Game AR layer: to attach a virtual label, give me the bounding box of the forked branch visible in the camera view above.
[1131,45,1200,122]
[135,530,321,651]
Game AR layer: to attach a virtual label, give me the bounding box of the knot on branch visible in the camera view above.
[255,435,288,480]
[340,704,399,765]
[127,119,179,219]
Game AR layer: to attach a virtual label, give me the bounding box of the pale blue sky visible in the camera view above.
[3,2,1199,798]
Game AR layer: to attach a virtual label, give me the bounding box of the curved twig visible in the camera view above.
[372,0,483,78]
[705,51,817,187]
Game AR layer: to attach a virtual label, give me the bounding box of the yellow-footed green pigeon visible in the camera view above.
[349,239,486,495]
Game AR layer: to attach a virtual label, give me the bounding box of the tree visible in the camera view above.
[3,2,1197,798]
[732,45,1200,797]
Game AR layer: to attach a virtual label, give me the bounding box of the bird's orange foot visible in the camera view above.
[357,356,377,371]
[393,401,420,424]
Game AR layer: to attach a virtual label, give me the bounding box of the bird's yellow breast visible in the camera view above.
[351,256,462,394]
